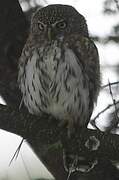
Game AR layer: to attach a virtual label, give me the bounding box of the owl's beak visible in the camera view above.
[47,28,54,41]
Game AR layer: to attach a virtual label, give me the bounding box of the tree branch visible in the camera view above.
[0,0,119,180]
[0,103,119,179]
[102,81,119,89]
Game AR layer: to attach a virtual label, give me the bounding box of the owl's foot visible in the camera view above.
[63,150,98,178]
[63,150,79,180]
[59,117,75,138]
[67,119,75,138]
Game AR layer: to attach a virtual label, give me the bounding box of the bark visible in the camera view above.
[0,0,119,180]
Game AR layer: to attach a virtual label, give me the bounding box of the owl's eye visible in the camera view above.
[56,20,67,29]
[38,22,45,31]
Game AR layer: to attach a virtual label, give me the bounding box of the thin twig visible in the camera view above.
[91,80,119,128]
[114,0,119,10]
[102,81,119,89]
[91,100,119,122]
[21,152,32,180]
[9,138,24,166]
[108,80,119,130]
[67,156,78,180]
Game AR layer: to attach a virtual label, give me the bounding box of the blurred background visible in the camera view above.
[0,0,119,179]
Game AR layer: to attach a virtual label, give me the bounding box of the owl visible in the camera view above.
[18,4,100,135]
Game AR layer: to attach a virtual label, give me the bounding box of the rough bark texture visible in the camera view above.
[0,0,119,180]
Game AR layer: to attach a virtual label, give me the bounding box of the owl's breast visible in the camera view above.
[21,41,89,125]
[41,41,62,80]
[38,42,89,121]
[22,41,64,114]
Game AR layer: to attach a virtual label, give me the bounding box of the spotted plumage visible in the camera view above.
[18,4,100,134]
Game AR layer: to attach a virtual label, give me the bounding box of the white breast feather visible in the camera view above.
[20,41,89,125]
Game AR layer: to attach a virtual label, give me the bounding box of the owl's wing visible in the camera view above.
[66,35,100,121]
[18,37,33,95]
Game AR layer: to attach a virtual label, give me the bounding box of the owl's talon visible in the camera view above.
[58,118,68,128]
[63,150,69,172]
[63,150,78,177]
[58,118,75,138]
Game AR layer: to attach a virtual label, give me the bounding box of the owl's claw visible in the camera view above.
[58,117,75,138]
[67,120,75,138]
[63,149,98,177]
[63,150,79,180]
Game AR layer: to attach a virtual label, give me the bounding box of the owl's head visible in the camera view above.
[31,4,89,42]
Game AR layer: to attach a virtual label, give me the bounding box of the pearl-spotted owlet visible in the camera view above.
[18,4,100,136]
